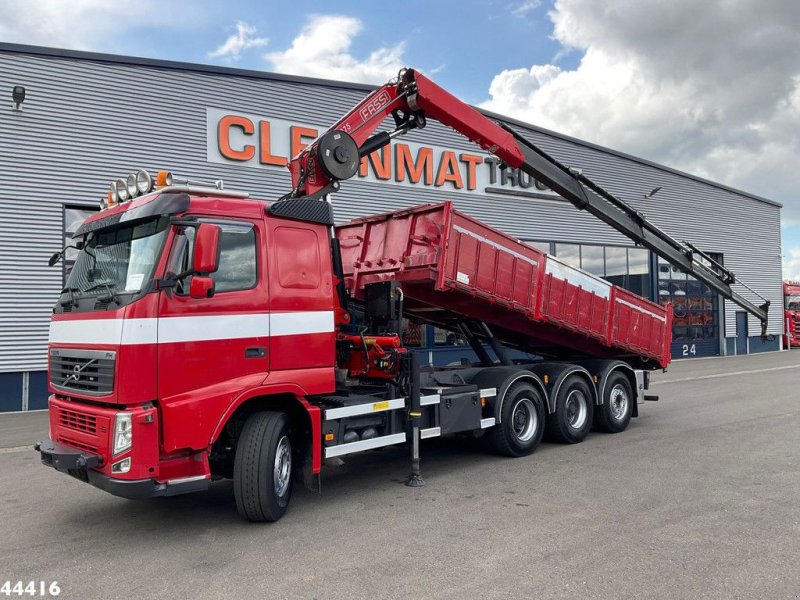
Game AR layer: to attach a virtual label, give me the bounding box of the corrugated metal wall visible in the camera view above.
[0,46,783,372]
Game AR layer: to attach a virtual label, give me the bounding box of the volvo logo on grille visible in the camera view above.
[63,359,97,386]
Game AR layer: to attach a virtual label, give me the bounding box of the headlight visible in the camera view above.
[113,412,132,455]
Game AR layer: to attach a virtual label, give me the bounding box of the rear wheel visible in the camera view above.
[593,372,633,433]
[545,375,594,444]
[487,382,546,457]
[234,411,293,522]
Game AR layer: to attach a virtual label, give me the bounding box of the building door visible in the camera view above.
[736,311,748,355]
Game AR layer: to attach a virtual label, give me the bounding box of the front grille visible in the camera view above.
[59,435,99,454]
[50,348,115,396]
[58,407,97,435]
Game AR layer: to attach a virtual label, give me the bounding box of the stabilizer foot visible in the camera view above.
[405,473,426,487]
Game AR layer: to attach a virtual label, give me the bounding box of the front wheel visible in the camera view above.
[234,411,293,522]
[487,382,546,457]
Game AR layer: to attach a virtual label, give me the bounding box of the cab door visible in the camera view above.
[157,217,269,453]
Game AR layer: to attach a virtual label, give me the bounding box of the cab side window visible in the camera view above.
[214,223,257,292]
[166,222,257,294]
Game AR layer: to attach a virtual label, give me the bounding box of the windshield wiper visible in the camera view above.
[81,282,120,304]
[60,286,81,308]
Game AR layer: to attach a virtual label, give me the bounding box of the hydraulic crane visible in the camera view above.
[285,68,770,337]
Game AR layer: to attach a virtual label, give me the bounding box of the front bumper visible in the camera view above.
[35,439,208,499]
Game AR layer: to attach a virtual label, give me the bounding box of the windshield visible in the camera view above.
[787,295,800,311]
[65,217,169,296]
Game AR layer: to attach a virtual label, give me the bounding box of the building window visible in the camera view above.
[524,240,551,254]
[580,245,604,276]
[658,256,720,341]
[433,326,467,346]
[401,320,425,347]
[552,243,653,297]
[63,205,99,285]
[627,248,650,297]
[554,243,580,268]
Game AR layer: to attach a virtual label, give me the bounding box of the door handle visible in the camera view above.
[245,347,266,358]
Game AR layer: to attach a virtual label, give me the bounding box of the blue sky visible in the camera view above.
[2,0,799,276]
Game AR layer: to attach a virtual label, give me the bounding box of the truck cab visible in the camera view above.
[784,281,800,348]
[40,174,336,500]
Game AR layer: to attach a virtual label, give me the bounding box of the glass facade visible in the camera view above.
[550,243,651,297]
[657,257,720,343]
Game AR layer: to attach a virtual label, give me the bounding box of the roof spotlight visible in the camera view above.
[126,173,138,199]
[108,183,119,205]
[136,169,153,194]
[115,178,129,202]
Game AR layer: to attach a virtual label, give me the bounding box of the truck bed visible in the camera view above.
[335,202,672,369]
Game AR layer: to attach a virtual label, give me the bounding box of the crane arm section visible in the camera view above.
[286,68,770,336]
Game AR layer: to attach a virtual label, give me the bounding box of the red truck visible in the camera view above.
[784,281,800,348]
[36,68,769,521]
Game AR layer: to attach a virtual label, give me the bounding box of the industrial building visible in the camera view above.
[0,43,784,412]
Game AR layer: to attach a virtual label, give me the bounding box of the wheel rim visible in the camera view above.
[511,397,538,442]
[609,384,629,421]
[273,435,292,497]
[565,389,588,430]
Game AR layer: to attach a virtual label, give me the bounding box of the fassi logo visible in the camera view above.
[358,90,392,122]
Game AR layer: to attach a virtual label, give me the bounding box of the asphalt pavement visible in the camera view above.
[1,351,799,600]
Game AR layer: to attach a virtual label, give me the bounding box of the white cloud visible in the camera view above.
[510,1,542,16]
[266,15,405,85]
[0,0,156,50]
[784,248,800,280]
[208,21,268,61]
[481,0,800,223]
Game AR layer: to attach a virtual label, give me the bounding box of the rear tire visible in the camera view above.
[545,375,594,444]
[487,382,546,457]
[234,411,293,522]
[593,372,633,433]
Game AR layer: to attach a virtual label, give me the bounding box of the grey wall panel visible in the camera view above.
[0,48,783,372]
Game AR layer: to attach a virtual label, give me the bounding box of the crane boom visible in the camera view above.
[286,68,770,336]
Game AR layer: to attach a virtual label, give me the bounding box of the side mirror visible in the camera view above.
[48,252,62,267]
[189,275,215,299]
[193,223,221,274]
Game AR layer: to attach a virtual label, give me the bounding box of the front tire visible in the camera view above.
[545,375,594,444]
[593,372,633,433]
[487,382,546,457]
[234,411,293,522]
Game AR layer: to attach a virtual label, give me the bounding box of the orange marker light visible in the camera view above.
[155,170,173,188]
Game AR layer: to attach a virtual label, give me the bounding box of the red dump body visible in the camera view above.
[336,202,672,369]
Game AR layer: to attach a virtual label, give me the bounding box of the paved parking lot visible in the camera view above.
[2,351,799,600]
